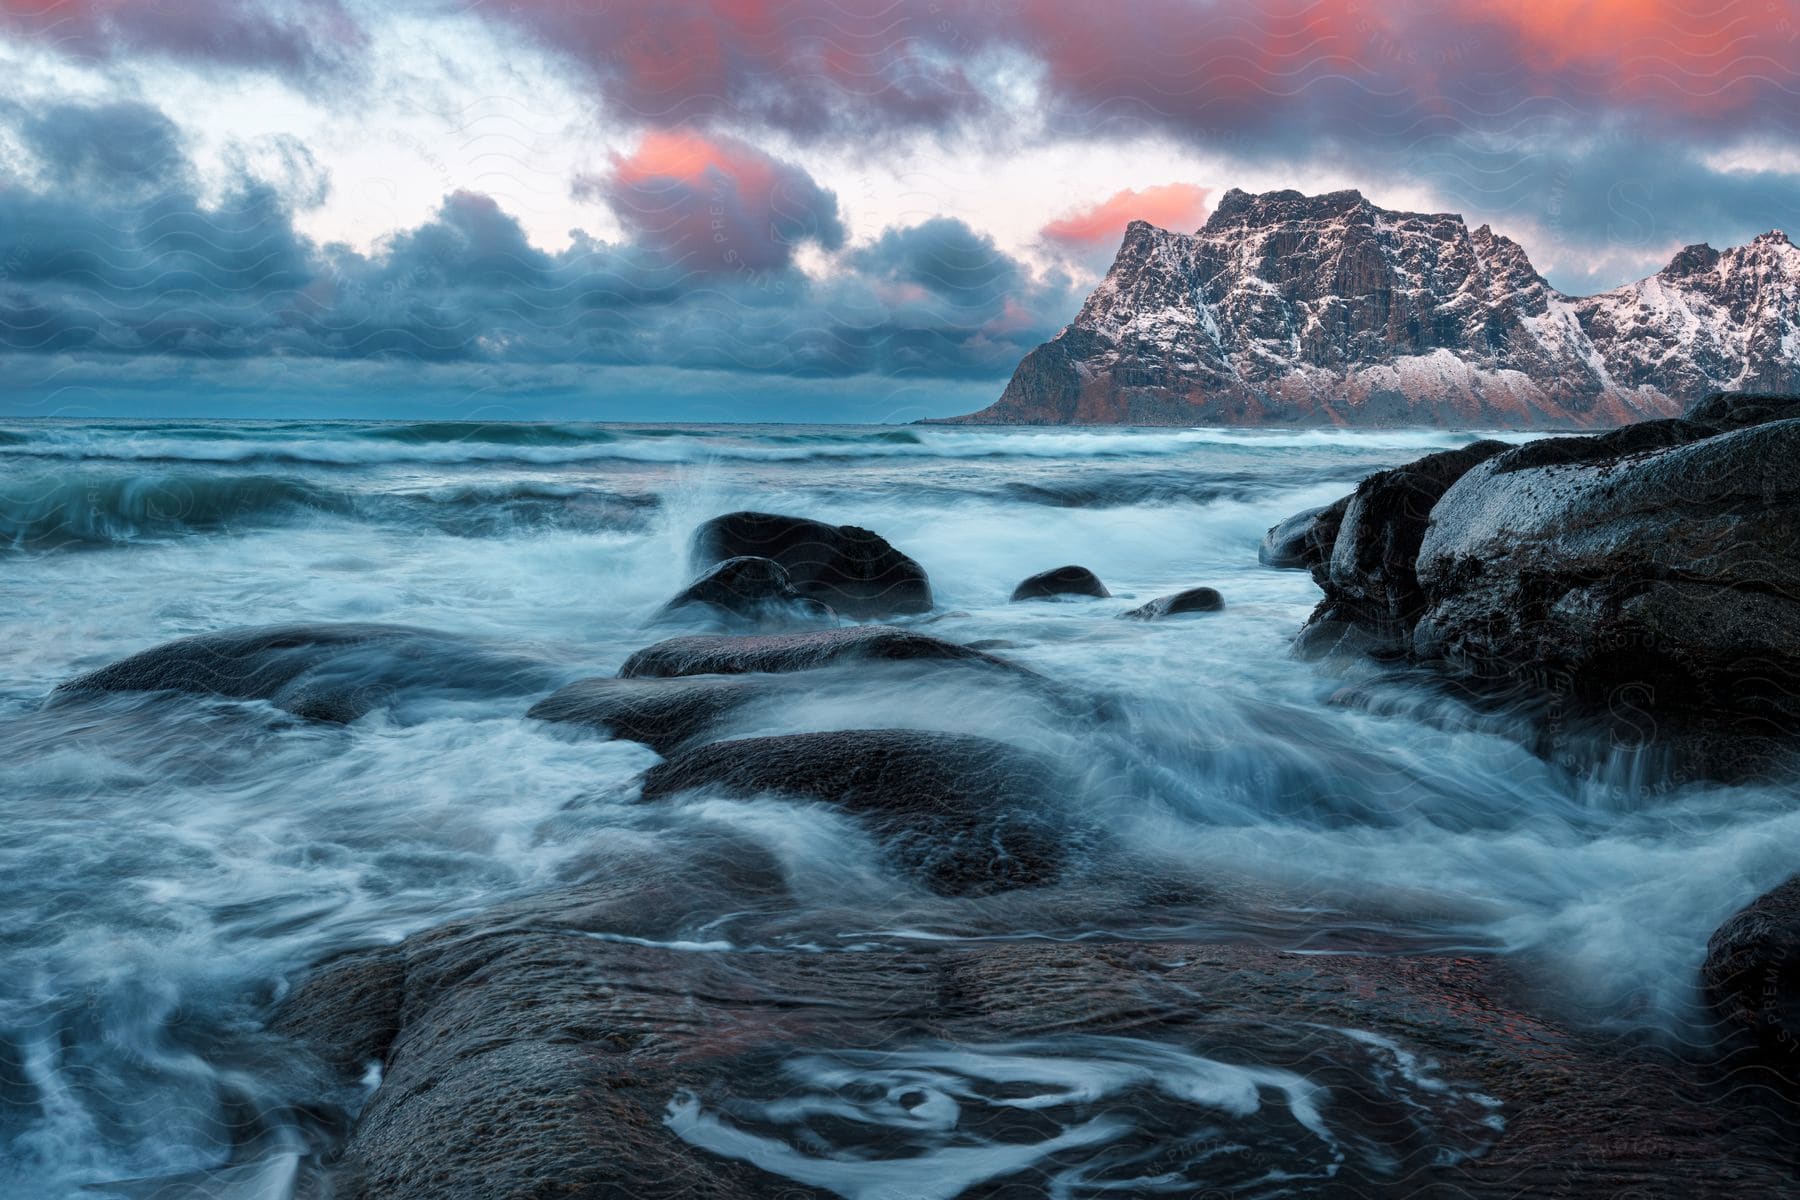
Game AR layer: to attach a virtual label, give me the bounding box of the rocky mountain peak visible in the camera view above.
[946,187,1800,428]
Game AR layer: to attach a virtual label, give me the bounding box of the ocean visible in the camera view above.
[3,419,1796,1196]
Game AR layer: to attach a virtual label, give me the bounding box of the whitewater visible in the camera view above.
[3,419,1797,1197]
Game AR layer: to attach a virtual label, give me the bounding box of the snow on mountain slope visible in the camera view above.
[948,188,1798,427]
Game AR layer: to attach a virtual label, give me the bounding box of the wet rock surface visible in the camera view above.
[640,728,1070,894]
[619,625,1035,682]
[527,675,776,754]
[276,873,1800,1200]
[1295,440,1507,659]
[48,622,557,722]
[1120,586,1224,620]
[691,511,932,619]
[1704,876,1800,1073]
[1287,392,1800,779]
[1259,501,1343,571]
[660,555,837,625]
[1010,565,1111,601]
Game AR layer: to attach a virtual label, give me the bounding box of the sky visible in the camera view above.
[1,0,1797,422]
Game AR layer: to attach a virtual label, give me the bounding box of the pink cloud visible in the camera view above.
[1042,184,1213,247]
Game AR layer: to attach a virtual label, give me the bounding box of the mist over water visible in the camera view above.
[2,419,1794,1197]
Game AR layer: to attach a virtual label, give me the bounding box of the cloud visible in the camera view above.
[0,100,1075,387]
[0,0,365,79]
[1042,184,1212,248]
[585,129,846,273]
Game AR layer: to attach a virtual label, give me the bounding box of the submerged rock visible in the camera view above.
[48,623,555,722]
[1010,565,1110,601]
[527,675,774,754]
[640,729,1068,894]
[659,556,836,625]
[1120,587,1224,620]
[619,625,1032,682]
[1295,440,1507,658]
[1258,502,1343,572]
[1703,876,1800,1076]
[691,511,931,619]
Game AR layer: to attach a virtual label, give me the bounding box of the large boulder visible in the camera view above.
[1413,413,1800,778]
[1120,586,1224,620]
[619,625,1032,682]
[691,512,931,619]
[1703,876,1800,1075]
[1296,441,1508,658]
[640,729,1069,894]
[1010,565,1110,601]
[48,623,558,722]
[659,556,836,626]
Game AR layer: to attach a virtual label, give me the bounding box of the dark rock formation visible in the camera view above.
[1120,587,1224,619]
[641,729,1068,894]
[691,512,931,619]
[1288,392,1800,780]
[660,555,835,624]
[1010,565,1110,601]
[619,625,1030,682]
[1413,412,1800,779]
[1258,502,1342,571]
[276,882,1800,1199]
[944,188,1799,427]
[527,675,774,754]
[1704,876,1800,1075]
[48,623,556,722]
[1295,441,1507,658]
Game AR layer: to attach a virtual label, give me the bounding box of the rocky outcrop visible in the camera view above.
[946,188,1799,427]
[1288,393,1800,779]
[691,512,931,619]
[641,729,1070,894]
[659,556,836,625]
[48,623,558,722]
[1010,565,1110,601]
[1120,586,1224,619]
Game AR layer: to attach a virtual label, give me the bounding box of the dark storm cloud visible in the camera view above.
[0,100,1074,382]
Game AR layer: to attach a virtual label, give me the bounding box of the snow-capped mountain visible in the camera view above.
[947,188,1800,427]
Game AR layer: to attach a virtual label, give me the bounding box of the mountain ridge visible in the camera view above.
[942,187,1800,427]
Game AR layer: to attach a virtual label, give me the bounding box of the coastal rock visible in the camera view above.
[944,188,1799,427]
[1703,876,1800,1075]
[659,556,836,625]
[276,885,1799,1199]
[1296,441,1507,658]
[1010,565,1110,601]
[619,625,1031,681]
[640,729,1068,894]
[48,623,557,722]
[527,675,774,754]
[1412,410,1800,778]
[1287,392,1800,779]
[1120,587,1224,619]
[691,511,931,619]
[1258,502,1342,571]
